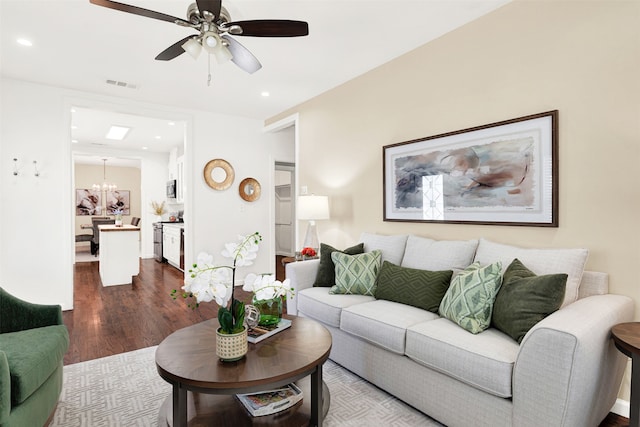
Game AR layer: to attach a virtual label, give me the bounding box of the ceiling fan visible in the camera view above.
[89,0,309,74]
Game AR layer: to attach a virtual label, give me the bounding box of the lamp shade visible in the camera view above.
[298,195,329,221]
[182,38,202,59]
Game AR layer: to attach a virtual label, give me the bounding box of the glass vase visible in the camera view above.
[252,296,283,327]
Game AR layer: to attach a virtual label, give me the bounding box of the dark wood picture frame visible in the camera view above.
[383,110,558,227]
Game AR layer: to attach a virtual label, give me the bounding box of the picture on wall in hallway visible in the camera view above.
[106,190,130,215]
[76,189,102,216]
[383,110,558,227]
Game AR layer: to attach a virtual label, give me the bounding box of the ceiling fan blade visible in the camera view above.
[196,0,221,19]
[89,0,191,26]
[155,36,194,61]
[226,20,309,37]
[221,35,262,74]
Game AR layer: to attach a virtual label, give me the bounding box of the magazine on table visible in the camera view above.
[236,383,303,416]
[247,318,292,343]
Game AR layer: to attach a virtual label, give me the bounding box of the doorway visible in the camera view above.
[275,162,295,257]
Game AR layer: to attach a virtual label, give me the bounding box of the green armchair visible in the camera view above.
[0,287,69,427]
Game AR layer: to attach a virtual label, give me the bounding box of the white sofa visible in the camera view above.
[286,233,633,427]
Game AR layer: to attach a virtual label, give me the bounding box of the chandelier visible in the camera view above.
[92,159,117,192]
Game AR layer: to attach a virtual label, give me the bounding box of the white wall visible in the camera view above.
[0,77,293,309]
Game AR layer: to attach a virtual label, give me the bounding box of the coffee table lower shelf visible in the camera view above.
[157,376,330,427]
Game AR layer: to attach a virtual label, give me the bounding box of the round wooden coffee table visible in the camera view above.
[156,315,332,427]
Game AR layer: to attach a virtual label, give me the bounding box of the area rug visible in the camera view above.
[51,346,441,426]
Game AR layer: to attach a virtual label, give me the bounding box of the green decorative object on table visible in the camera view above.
[252,297,283,326]
[243,273,293,327]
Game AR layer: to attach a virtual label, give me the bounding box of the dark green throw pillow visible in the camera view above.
[374,261,453,313]
[313,242,365,287]
[492,258,567,343]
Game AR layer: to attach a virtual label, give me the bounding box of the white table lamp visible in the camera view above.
[298,195,330,252]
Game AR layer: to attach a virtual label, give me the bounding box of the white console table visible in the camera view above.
[99,224,140,286]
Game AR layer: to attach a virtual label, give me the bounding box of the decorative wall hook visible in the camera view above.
[33,160,40,177]
[12,158,18,176]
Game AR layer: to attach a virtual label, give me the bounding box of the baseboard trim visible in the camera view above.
[612,398,629,418]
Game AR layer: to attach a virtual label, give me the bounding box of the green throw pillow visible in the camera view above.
[492,258,567,343]
[330,250,382,296]
[313,243,365,287]
[375,261,453,313]
[438,261,503,334]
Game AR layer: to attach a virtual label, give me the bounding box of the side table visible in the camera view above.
[611,322,640,427]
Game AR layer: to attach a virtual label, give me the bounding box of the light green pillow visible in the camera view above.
[330,250,382,296]
[438,261,503,334]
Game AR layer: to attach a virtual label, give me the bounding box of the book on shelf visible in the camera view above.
[247,318,292,343]
[236,383,303,417]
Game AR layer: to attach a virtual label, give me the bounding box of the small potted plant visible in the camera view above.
[113,208,123,227]
[172,232,261,361]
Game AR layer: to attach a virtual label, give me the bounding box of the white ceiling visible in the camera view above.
[1,0,510,164]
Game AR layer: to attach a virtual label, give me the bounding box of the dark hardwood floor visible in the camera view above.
[64,257,627,427]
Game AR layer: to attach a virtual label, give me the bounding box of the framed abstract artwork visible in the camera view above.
[383,110,558,226]
[106,190,130,215]
[76,189,102,216]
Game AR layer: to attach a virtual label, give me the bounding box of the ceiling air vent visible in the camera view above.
[105,79,138,90]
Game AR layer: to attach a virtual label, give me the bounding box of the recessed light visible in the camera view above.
[106,125,130,140]
[70,108,76,113]
[71,139,79,144]
[142,146,148,150]
[71,125,78,130]
[17,38,33,47]
[155,135,161,140]
[168,121,175,126]
[261,91,270,97]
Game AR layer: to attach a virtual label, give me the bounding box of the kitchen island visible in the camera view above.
[99,224,140,286]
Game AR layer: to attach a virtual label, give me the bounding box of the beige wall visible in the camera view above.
[74,164,142,239]
[271,0,640,404]
[270,0,640,403]
[271,0,640,309]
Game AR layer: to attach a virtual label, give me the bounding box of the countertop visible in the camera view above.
[98,224,140,232]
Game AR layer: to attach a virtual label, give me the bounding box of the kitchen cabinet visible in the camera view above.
[163,224,183,270]
[99,224,140,286]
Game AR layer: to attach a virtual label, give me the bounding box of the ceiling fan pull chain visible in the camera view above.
[207,54,212,86]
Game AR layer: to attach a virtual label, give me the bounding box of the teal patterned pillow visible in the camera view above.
[438,261,503,334]
[330,250,382,296]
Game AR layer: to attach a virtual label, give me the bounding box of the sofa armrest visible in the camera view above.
[285,259,320,315]
[0,287,63,333]
[0,351,8,425]
[512,294,634,427]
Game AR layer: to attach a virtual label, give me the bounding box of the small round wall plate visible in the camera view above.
[239,177,261,202]
[203,159,234,191]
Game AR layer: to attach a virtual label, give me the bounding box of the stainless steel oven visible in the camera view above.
[153,222,165,262]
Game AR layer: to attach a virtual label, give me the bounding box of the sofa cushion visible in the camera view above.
[359,232,408,265]
[330,250,382,296]
[406,318,519,398]
[492,259,567,343]
[375,261,452,313]
[401,235,478,272]
[313,242,365,287]
[0,325,69,405]
[297,287,375,328]
[473,238,588,308]
[341,300,439,354]
[438,261,502,334]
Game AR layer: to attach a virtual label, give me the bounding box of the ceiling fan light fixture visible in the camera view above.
[203,32,219,51]
[182,37,202,59]
[213,44,233,64]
